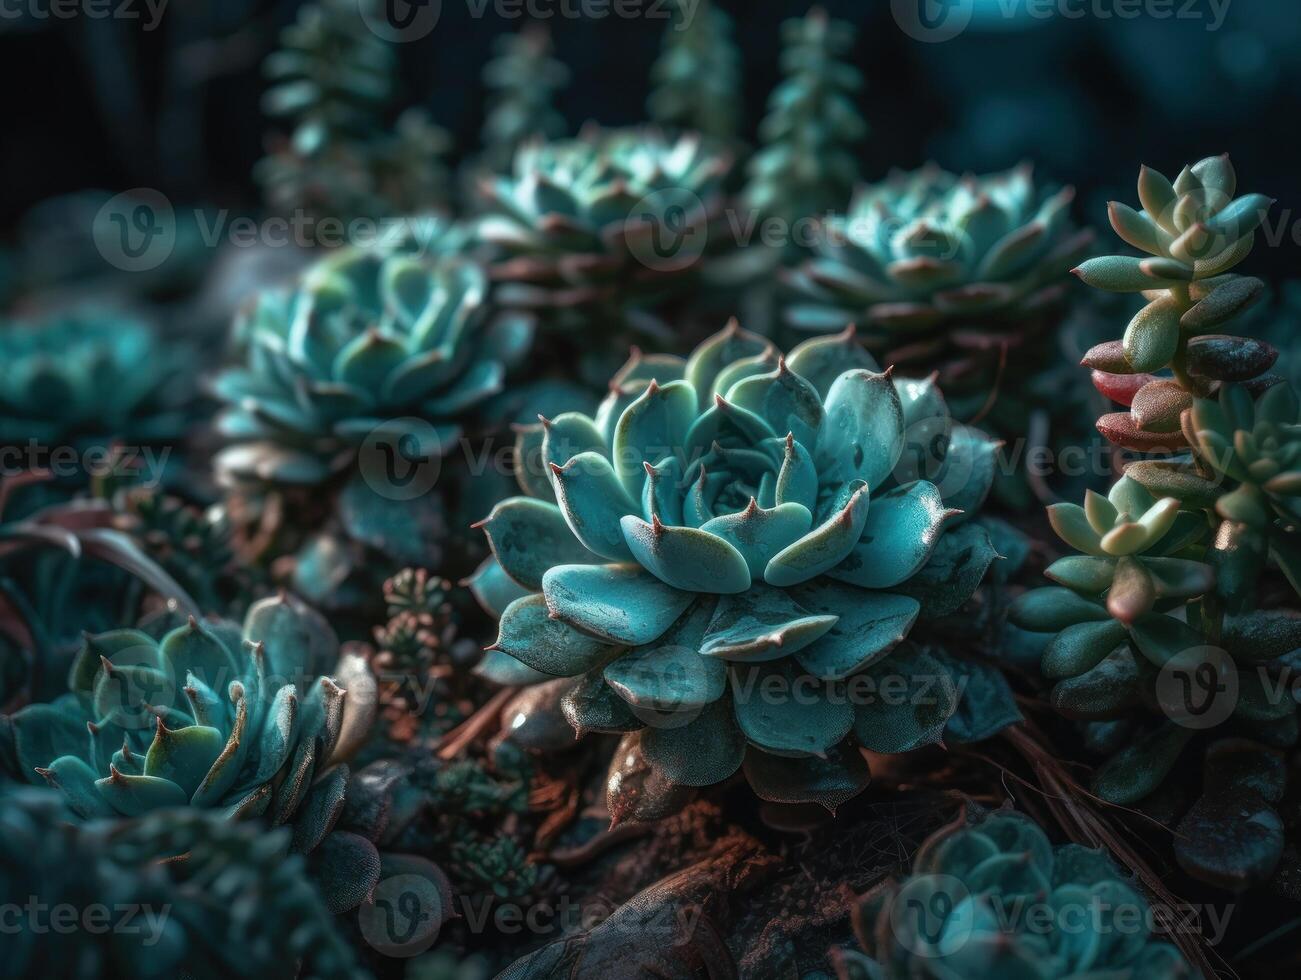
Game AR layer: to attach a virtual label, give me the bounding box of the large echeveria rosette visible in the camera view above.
[7,595,388,909]
[473,323,1001,808]
[841,807,1192,979]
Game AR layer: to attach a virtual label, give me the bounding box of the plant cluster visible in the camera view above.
[4,4,1301,978]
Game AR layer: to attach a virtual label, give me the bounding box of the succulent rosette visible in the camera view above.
[475,127,733,338]
[784,163,1092,385]
[474,323,1001,807]
[215,222,530,488]
[9,596,379,879]
[842,807,1192,979]
[212,223,532,608]
[0,311,190,448]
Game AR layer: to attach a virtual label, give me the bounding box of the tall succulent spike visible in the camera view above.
[743,7,866,227]
[648,0,742,143]
[481,24,570,171]
[257,0,448,220]
[1013,155,1301,892]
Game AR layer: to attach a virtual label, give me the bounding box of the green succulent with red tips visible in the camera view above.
[1076,155,1279,452]
[8,595,383,902]
[471,322,1002,809]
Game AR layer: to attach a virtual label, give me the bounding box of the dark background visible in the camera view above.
[1,0,1298,276]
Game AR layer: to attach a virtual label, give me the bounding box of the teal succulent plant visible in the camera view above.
[0,785,366,979]
[784,164,1092,386]
[1077,155,1277,452]
[10,595,378,870]
[0,310,189,453]
[475,127,734,343]
[213,228,531,607]
[215,228,525,487]
[842,807,1192,978]
[481,25,569,172]
[475,322,1003,807]
[744,8,865,228]
[648,0,742,143]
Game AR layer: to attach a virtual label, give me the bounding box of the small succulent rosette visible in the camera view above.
[215,224,530,489]
[841,807,1192,979]
[473,322,1002,809]
[0,311,193,514]
[475,127,734,337]
[784,163,1092,381]
[213,223,531,607]
[7,594,393,910]
[1077,155,1277,452]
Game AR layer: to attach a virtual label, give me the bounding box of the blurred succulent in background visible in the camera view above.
[842,807,1191,978]
[213,226,532,609]
[257,0,449,221]
[0,785,364,979]
[648,0,742,144]
[110,487,266,617]
[480,25,569,172]
[784,164,1092,403]
[1077,155,1277,453]
[476,322,1006,811]
[0,311,191,493]
[7,594,390,909]
[475,126,735,373]
[744,8,865,229]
